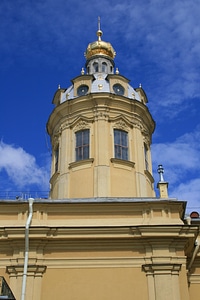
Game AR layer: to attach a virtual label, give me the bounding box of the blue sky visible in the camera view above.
[0,0,199,212]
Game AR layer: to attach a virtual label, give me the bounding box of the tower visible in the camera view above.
[47,22,155,199]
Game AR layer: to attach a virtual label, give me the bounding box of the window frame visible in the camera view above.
[114,129,128,160]
[75,129,90,161]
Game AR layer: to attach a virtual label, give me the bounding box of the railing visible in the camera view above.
[0,277,16,300]
[0,191,49,200]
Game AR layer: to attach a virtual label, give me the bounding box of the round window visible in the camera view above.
[77,85,89,96]
[113,84,125,96]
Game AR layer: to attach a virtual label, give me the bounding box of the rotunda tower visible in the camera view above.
[47,22,155,199]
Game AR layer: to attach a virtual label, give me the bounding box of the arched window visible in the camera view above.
[75,129,90,161]
[102,62,107,73]
[114,129,128,160]
[93,62,99,73]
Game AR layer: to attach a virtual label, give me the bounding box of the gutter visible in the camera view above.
[188,239,200,271]
[21,198,34,300]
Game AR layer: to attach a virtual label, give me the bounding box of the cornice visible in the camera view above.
[47,93,155,135]
[0,224,197,240]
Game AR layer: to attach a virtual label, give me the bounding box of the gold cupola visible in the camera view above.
[85,19,116,60]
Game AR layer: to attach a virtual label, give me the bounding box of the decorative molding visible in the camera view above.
[60,121,69,131]
[69,116,93,131]
[114,119,129,131]
[41,257,146,269]
[188,274,200,284]
[131,120,142,130]
[6,265,47,276]
[74,120,90,131]
[142,263,181,275]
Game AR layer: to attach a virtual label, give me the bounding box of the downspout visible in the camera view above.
[21,198,34,300]
[188,239,200,271]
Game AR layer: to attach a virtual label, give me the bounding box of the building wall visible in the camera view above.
[0,199,199,300]
[41,267,148,300]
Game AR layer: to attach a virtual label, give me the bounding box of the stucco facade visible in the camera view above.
[0,199,199,300]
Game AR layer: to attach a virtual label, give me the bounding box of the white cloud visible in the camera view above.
[152,126,200,211]
[0,141,50,191]
[170,178,200,212]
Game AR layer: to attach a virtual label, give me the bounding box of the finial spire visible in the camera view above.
[98,16,101,31]
[157,164,165,182]
[97,16,103,41]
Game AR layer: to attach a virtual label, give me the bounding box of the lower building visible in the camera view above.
[0,197,199,300]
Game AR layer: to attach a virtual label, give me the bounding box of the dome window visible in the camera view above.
[77,85,89,96]
[93,62,99,73]
[102,62,107,73]
[113,84,125,96]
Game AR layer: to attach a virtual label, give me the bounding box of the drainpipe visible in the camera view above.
[188,239,200,271]
[21,198,34,300]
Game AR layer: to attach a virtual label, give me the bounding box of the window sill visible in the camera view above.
[69,158,94,169]
[50,171,60,184]
[144,169,154,183]
[110,158,135,168]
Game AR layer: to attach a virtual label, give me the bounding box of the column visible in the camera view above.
[142,263,181,300]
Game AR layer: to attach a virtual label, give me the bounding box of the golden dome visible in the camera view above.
[85,26,116,60]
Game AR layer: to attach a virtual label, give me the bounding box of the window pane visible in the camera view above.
[83,145,89,159]
[76,132,82,146]
[115,145,121,159]
[121,131,127,146]
[83,129,89,144]
[114,130,120,144]
[122,146,128,160]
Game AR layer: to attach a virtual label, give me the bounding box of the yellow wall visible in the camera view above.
[41,267,148,300]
